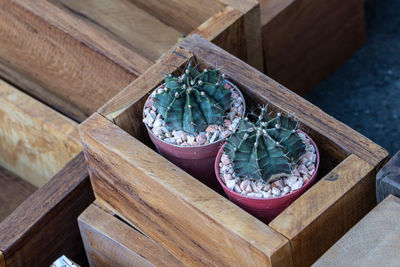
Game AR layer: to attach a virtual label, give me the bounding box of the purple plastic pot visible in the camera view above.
[145,80,244,190]
[215,131,320,223]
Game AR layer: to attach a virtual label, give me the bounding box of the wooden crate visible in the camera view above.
[259,0,366,95]
[79,35,388,266]
[0,79,94,266]
[78,203,183,267]
[313,194,400,266]
[0,0,262,122]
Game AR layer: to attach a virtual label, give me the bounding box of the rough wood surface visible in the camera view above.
[0,0,151,120]
[194,5,264,71]
[127,0,225,34]
[80,113,292,267]
[79,203,183,267]
[0,153,94,267]
[313,195,400,267]
[51,0,182,62]
[0,251,4,267]
[377,151,400,203]
[0,79,81,187]
[260,0,366,95]
[270,154,376,266]
[0,166,37,222]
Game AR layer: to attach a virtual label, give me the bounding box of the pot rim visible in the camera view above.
[143,79,246,149]
[215,130,320,200]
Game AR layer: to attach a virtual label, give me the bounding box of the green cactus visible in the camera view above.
[153,64,232,134]
[224,108,306,183]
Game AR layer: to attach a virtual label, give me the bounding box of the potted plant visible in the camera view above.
[215,107,320,222]
[143,63,245,189]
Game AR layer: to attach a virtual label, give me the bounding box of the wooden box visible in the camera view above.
[78,203,183,267]
[260,0,366,95]
[79,35,388,266]
[0,0,262,122]
[0,79,94,266]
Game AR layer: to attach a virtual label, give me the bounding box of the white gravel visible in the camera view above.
[218,132,318,198]
[143,79,244,146]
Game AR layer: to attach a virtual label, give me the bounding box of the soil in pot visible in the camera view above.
[215,110,320,223]
[143,64,245,190]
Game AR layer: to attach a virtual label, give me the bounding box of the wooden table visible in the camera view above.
[313,194,400,266]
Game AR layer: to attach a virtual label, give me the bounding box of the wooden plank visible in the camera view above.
[376,151,400,203]
[0,166,37,222]
[79,203,183,267]
[0,0,152,119]
[0,61,87,121]
[127,0,225,34]
[51,0,182,62]
[0,79,81,187]
[270,154,376,266]
[260,0,366,95]
[313,195,400,267]
[178,35,387,167]
[79,113,293,267]
[194,5,264,71]
[0,251,4,267]
[0,153,94,267]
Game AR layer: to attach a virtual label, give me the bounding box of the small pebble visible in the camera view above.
[291,180,304,190]
[226,180,236,190]
[210,131,219,143]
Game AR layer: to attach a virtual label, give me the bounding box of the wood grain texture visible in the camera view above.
[0,79,81,187]
[0,0,152,120]
[79,113,293,267]
[51,0,182,62]
[313,195,400,267]
[0,153,94,267]
[79,203,183,267]
[128,0,225,34]
[260,0,366,95]
[270,155,376,266]
[0,251,4,267]
[0,166,37,222]
[194,5,264,71]
[376,151,400,203]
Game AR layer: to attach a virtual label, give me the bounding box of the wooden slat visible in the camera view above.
[0,166,37,222]
[313,195,400,267]
[178,35,387,167]
[270,154,376,266]
[193,5,264,71]
[260,0,365,95]
[0,251,4,267]
[0,153,94,267]
[51,0,182,62]
[128,0,225,34]
[0,79,81,187]
[79,113,293,267]
[79,203,183,267]
[0,0,152,120]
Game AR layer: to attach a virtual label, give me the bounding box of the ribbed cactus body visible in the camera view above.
[224,109,306,183]
[153,65,232,134]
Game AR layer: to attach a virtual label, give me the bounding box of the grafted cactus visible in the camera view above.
[224,108,306,183]
[153,64,232,134]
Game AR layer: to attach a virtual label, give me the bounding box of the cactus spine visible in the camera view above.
[224,108,306,183]
[153,64,232,134]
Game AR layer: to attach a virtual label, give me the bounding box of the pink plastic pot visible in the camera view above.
[215,131,320,223]
[145,80,244,191]
[147,130,224,190]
